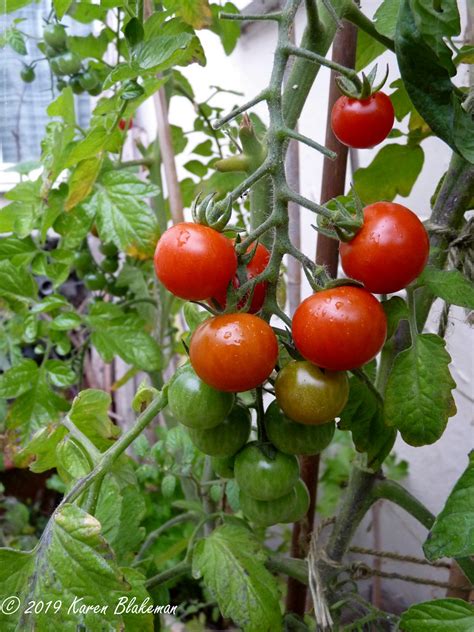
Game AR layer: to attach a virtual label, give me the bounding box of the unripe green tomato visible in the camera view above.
[281,479,310,523]
[20,66,35,83]
[88,83,103,96]
[44,43,60,58]
[240,487,297,527]
[100,242,119,257]
[43,24,67,51]
[70,76,84,94]
[212,455,235,479]
[168,364,235,430]
[74,250,94,277]
[79,70,99,91]
[107,282,128,297]
[84,272,107,291]
[55,51,82,76]
[101,257,119,273]
[275,360,349,425]
[188,404,251,457]
[56,79,68,91]
[264,401,335,456]
[234,442,299,501]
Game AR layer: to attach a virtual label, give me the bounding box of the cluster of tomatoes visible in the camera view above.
[153,88,430,526]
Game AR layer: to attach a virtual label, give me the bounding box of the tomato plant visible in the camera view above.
[187,404,251,457]
[331,92,395,148]
[340,201,430,293]
[154,222,237,300]
[189,313,279,392]
[275,360,349,425]
[292,286,388,370]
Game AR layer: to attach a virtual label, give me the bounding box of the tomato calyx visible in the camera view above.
[191,191,233,232]
[316,189,364,242]
[336,63,389,100]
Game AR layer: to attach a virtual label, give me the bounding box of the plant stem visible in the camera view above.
[134,511,198,564]
[145,560,191,589]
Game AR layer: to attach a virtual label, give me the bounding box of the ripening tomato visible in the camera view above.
[154,223,237,301]
[212,242,270,313]
[292,286,387,370]
[119,118,133,131]
[264,400,336,454]
[340,202,430,294]
[274,361,349,426]
[189,313,278,392]
[234,442,299,501]
[331,92,394,148]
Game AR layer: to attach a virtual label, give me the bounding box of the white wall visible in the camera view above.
[165,1,474,607]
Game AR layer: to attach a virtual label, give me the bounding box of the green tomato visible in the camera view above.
[70,76,84,94]
[234,442,299,501]
[88,83,103,96]
[281,479,310,523]
[43,24,67,51]
[56,79,68,91]
[212,455,235,479]
[20,66,35,83]
[100,242,119,257]
[275,360,349,425]
[74,250,94,278]
[44,43,60,58]
[79,70,99,91]
[240,488,297,527]
[107,281,128,297]
[188,404,251,457]
[51,52,82,77]
[168,364,235,430]
[264,401,335,456]
[84,272,107,291]
[101,257,119,273]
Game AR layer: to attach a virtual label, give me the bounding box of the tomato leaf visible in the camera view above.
[0,504,153,631]
[355,0,399,71]
[339,375,396,470]
[423,451,474,560]
[210,2,241,55]
[400,598,474,632]
[53,0,72,20]
[83,169,160,259]
[353,143,424,204]
[0,260,38,306]
[382,296,408,339]
[192,524,282,632]
[163,0,212,29]
[416,267,474,310]
[384,334,457,446]
[65,157,103,210]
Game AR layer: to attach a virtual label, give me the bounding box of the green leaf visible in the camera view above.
[84,169,160,259]
[49,312,82,331]
[41,121,75,184]
[382,296,408,339]
[395,0,474,163]
[4,0,35,13]
[53,0,72,19]
[384,334,456,446]
[339,375,396,470]
[192,524,282,632]
[0,260,37,306]
[417,267,474,309]
[0,359,38,399]
[124,17,145,47]
[0,178,43,237]
[353,144,424,204]
[69,389,120,449]
[0,236,36,265]
[47,86,75,126]
[210,3,240,55]
[400,599,474,632]
[185,159,208,177]
[0,504,153,631]
[133,33,194,70]
[6,27,27,55]
[355,0,399,71]
[389,78,416,122]
[68,31,111,60]
[44,360,77,388]
[64,126,121,167]
[423,452,474,560]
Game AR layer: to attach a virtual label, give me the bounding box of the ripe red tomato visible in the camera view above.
[189,313,279,392]
[340,202,430,294]
[212,241,270,313]
[154,223,237,300]
[119,118,133,131]
[292,286,387,370]
[331,92,394,148]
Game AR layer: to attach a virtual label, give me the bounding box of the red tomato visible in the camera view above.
[340,202,429,294]
[119,118,133,131]
[212,242,270,313]
[331,92,394,148]
[292,286,387,371]
[189,313,279,392]
[154,223,237,300]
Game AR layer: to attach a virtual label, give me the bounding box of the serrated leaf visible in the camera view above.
[0,236,37,265]
[64,126,121,168]
[192,524,282,632]
[0,504,153,631]
[53,0,72,19]
[164,0,212,29]
[353,144,424,204]
[65,156,103,210]
[132,32,195,70]
[384,334,456,446]
[0,359,38,399]
[83,170,160,259]
[44,360,77,388]
[69,389,120,449]
[47,86,75,126]
[400,599,474,632]
[417,267,474,309]
[6,27,27,55]
[423,452,474,560]
[0,261,37,306]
